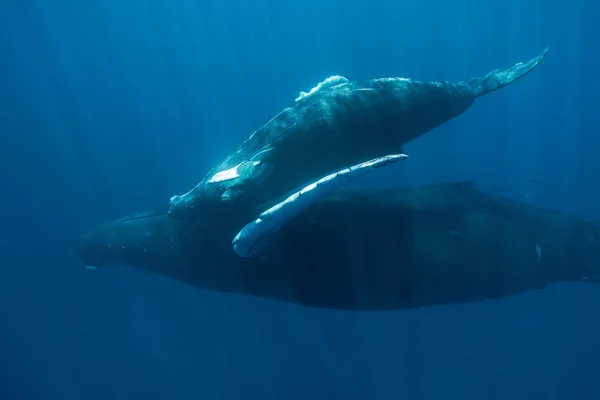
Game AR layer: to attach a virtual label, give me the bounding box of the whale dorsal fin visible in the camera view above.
[295,75,349,101]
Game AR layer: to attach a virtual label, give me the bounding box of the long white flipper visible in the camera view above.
[232,153,409,258]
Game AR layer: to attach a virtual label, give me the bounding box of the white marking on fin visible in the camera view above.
[209,147,274,184]
[86,265,98,271]
[535,244,541,263]
[209,165,243,183]
[232,153,409,258]
[295,75,349,101]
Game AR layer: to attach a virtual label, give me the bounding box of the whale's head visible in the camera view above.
[76,209,249,292]
[76,225,123,269]
[76,211,193,271]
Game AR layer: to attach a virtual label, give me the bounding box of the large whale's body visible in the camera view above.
[168,48,548,221]
[78,182,600,311]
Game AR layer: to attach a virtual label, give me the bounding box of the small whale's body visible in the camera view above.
[77,181,600,311]
[168,48,548,221]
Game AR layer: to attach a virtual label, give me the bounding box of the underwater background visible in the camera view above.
[1,0,599,398]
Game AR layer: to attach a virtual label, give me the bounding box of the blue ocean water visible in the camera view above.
[1,0,599,398]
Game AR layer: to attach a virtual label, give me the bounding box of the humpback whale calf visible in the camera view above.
[168,47,549,223]
[77,181,600,311]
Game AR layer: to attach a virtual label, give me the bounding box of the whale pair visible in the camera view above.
[75,47,583,311]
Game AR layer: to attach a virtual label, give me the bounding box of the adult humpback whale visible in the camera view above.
[168,48,549,222]
[77,181,600,311]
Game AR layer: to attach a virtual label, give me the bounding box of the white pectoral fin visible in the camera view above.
[232,153,409,258]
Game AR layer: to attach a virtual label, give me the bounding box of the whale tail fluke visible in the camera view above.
[462,46,549,97]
